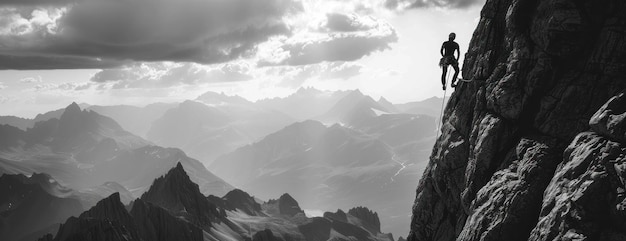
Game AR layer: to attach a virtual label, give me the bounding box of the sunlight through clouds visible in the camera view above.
[0,0,485,117]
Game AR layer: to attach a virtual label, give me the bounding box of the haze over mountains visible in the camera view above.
[0,103,232,196]
[0,87,444,239]
[30,163,395,241]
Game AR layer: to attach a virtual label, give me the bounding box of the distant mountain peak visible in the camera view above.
[195,91,251,105]
[141,162,223,226]
[174,161,184,171]
[296,86,322,95]
[317,88,389,125]
[222,189,263,216]
[150,162,191,188]
[224,189,254,202]
[181,99,203,106]
[279,193,295,201]
[348,206,381,233]
[264,193,304,217]
[324,209,348,223]
[278,193,304,216]
[377,96,399,113]
[347,89,364,98]
[378,96,391,104]
[61,102,83,118]
[67,102,81,110]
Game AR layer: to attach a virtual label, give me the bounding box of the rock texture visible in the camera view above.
[130,199,204,241]
[324,209,348,223]
[39,162,394,241]
[222,189,264,216]
[0,173,83,241]
[407,0,626,240]
[47,192,204,241]
[252,229,283,241]
[348,207,381,234]
[263,193,306,217]
[140,162,223,227]
[52,193,140,241]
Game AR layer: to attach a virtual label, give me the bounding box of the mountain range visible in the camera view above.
[0,103,232,197]
[30,163,394,241]
[0,88,444,238]
[211,116,435,237]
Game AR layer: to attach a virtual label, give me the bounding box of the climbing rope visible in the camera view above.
[436,67,450,134]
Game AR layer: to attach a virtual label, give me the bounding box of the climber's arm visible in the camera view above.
[440,43,445,57]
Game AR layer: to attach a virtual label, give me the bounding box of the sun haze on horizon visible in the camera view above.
[0,0,484,118]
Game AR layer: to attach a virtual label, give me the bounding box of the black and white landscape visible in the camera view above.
[10,0,620,241]
[0,88,443,240]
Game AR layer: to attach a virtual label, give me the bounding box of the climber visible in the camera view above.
[439,32,460,90]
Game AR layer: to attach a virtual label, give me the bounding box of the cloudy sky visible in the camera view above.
[0,0,484,117]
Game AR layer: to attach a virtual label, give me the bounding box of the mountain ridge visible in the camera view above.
[39,164,395,241]
[0,103,233,197]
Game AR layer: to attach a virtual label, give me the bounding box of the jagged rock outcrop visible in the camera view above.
[45,192,204,241]
[130,199,203,241]
[264,193,305,217]
[324,209,348,223]
[527,92,626,240]
[207,189,263,216]
[140,162,223,227]
[252,229,284,241]
[277,193,305,216]
[407,0,626,240]
[348,207,381,234]
[52,193,140,241]
[38,163,393,241]
[297,217,332,241]
[222,189,263,216]
[42,162,223,241]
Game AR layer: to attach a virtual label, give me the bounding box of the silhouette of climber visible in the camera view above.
[439,32,460,90]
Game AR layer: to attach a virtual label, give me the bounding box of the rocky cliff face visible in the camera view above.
[407,0,626,240]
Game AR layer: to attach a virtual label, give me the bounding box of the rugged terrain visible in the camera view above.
[0,103,233,197]
[407,0,626,240]
[0,87,443,239]
[36,163,394,241]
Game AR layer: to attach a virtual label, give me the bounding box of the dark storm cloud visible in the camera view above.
[0,55,124,70]
[386,0,485,10]
[0,0,301,69]
[0,0,77,6]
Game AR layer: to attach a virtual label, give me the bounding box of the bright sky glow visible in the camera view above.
[0,0,483,117]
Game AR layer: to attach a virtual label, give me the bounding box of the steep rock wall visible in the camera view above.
[407,0,626,240]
